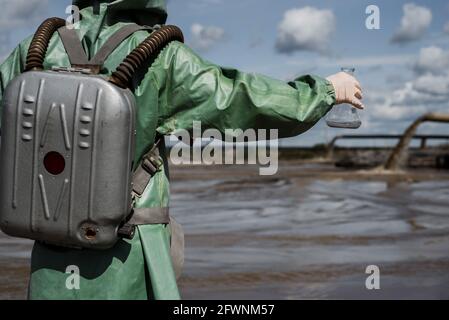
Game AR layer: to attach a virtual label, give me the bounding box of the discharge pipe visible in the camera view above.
[384,113,449,171]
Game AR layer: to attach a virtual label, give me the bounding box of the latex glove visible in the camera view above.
[326,72,364,109]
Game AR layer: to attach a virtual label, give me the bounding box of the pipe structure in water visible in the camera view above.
[326,134,449,160]
[384,113,449,171]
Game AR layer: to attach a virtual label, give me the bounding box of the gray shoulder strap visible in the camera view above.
[57,27,89,66]
[57,24,153,73]
[89,24,153,66]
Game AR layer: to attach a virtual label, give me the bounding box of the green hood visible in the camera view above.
[72,0,168,25]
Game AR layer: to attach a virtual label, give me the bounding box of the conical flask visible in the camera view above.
[326,67,362,129]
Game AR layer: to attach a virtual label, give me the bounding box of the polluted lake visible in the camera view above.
[3,159,448,299]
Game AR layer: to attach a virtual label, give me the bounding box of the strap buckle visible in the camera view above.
[132,139,163,198]
[117,223,136,240]
[141,154,163,176]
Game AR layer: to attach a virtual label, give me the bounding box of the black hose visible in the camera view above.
[25,17,66,71]
[109,25,184,89]
[24,18,183,88]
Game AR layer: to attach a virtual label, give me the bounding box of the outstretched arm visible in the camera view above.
[154,42,336,139]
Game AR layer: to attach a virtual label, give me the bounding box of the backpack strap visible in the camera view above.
[132,137,164,197]
[89,24,154,66]
[57,27,90,67]
[57,24,154,74]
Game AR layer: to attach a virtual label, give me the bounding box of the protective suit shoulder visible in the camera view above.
[0,36,33,124]
[0,36,32,90]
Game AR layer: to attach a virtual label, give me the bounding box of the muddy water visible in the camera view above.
[1,162,449,299]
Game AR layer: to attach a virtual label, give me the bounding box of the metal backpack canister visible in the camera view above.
[0,18,183,250]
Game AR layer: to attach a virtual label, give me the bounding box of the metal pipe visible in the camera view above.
[384,113,449,170]
[326,134,449,159]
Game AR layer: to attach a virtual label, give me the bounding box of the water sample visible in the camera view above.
[326,67,362,129]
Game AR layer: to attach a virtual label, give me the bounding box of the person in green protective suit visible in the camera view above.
[0,0,363,300]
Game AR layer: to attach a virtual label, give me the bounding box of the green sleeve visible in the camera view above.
[155,42,336,138]
[0,39,30,125]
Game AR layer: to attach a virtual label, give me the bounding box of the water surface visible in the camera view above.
[1,162,448,299]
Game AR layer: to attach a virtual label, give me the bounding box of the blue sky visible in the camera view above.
[1,0,449,146]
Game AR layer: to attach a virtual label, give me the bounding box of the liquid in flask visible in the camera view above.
[326,67,362,129]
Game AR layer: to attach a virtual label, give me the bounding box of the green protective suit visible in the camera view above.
[0,0,336,300]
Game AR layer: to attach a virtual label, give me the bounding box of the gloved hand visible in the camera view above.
[326,72,364,109]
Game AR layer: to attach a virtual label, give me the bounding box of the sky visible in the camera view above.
[1,0,449,147]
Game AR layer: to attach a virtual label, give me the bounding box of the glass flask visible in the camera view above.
[326,67,362,129]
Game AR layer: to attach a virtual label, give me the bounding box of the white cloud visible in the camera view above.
[190,23,225,52]
[413,73,449,96]
[368,72,449,122]
[370,101,427,122]
[392,78,449,106]
[366,46,449,123]
[414,46,449,75]
[276,7,336,54]
[391,3,432,44]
